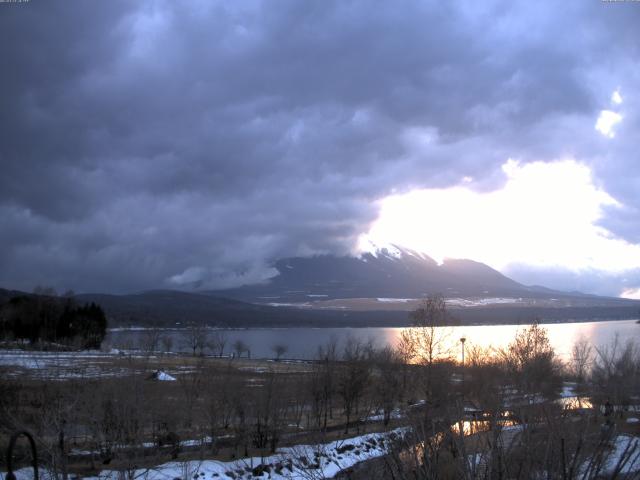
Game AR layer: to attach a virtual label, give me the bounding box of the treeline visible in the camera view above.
[0,290,107,348]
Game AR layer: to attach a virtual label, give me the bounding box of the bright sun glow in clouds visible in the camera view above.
[621,288,640,300]
[594,89,624,138]
[595,110,622,138]
[361,159,640,275]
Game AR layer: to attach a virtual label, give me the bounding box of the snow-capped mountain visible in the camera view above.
[211,245,561,302]
[5,245,638,329]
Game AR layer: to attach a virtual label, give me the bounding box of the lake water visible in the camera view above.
[106,319,640,362]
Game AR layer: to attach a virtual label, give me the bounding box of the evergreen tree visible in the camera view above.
[0,294,108,348]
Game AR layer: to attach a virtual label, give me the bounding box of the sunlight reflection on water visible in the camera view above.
[381,320,638,362]
[450,419,519,436]
[558,396,593,410]
[107,319,639,360]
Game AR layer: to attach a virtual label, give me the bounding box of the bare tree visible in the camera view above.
[395,330,416,402]
[232,339,249,358]
[400,294,455,405]
[592,335,639,413]
[337,337,371,434]
[404,294,453,367]
[141,328,162,354]
[183,323,208,356]
[308,338,339,431]
[250,371,287,454]
[92,372,149,473]
[202,364,238,454]
[160,334,174,354]
[501,322,562,398]
[571,335,593,385]
[371,346,402,426]
[178,358,205,428]
[271,343,288,361]
[209,330,227,357]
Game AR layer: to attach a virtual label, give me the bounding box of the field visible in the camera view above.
[2,322,640,479]
[1,350,409,479]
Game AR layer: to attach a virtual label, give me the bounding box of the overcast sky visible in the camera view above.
[1,1,640,296]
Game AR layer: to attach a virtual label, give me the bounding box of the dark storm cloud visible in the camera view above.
[1,0,640,293]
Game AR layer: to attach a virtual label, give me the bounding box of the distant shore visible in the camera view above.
[105,307,640,330]
[108,316,640,332]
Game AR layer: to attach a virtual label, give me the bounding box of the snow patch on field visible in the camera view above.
[596,435,640,476]
[0,350,175,380]
[238,366,269,373]
[0,350,110,368]
[364,408,404,422]
[0,350,134,379]
[156,371,176,381]
[266,302,312,308]
[446,297,523,307]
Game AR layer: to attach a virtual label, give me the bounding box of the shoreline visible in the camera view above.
[107,317,640,332]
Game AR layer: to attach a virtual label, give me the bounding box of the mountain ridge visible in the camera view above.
[209,246,592,302]
[1,284,637,329]
[2,247,638,328]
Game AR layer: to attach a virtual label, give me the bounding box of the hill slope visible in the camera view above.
[212,246,587,302]
[1,285,638,328]
[2,246,638,327]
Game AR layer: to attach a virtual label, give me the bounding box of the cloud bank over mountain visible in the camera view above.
[1,1,640,294]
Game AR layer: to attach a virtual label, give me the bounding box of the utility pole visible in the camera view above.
[460,336,466,395]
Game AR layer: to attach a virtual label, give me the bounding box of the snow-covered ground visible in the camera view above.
[0,349,172,380]
[0,350,112,368]
[582,435,640,477]
[0,349,133,379]
[5,428,408,480]
[266,302,312,308]
[364,408,404,422]
[376,298,414,303]
[446,297,524,307]
[371,297,527,306]
[155,371,176,381]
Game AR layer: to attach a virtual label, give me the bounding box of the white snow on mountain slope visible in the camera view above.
[357,238,440,264]
[357,238,404,259]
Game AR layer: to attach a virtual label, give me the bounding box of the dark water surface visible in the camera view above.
[106,319,640,361]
